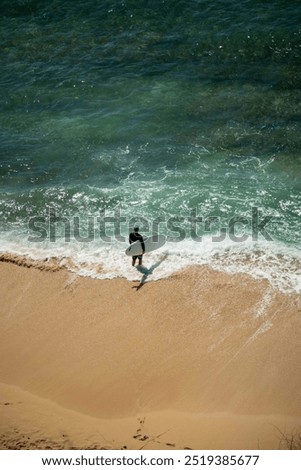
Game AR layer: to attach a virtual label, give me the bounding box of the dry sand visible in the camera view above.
[0,255,300,450]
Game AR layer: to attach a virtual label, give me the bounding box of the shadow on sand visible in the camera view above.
[132,253,168,291]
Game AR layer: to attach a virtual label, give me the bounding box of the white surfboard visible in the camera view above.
[125,235,166,256]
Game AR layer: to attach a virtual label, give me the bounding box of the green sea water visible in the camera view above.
[0,0,300,290]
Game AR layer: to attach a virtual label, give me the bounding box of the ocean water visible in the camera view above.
[0,0,300,292]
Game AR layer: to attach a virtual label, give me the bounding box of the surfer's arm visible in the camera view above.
[139,236,145,253]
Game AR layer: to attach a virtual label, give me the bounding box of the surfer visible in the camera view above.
[129,225,145,266]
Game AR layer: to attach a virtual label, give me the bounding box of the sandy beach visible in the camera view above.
[0,255,300,450]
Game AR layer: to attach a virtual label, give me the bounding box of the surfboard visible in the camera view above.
[125,235,166,257]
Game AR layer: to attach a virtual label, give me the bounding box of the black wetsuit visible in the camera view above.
[129,232,145,259]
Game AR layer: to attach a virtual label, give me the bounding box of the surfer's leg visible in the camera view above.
[132,256,137,266]
[138,255,143,266]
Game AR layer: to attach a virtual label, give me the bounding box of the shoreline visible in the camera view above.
[1,243,300,295]
[0,255,300,449]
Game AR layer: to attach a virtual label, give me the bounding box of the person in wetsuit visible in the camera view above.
[129,225,145,266]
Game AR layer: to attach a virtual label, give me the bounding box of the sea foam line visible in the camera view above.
[0,235,300,294]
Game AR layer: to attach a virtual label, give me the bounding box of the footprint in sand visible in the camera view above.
[133,434,149,441]
[1,402,22,406]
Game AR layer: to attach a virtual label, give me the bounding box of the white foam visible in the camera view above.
[254,288,275,318]
[0,233,300,294]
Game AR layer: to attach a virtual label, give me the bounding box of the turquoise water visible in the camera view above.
[0,0,300,291]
